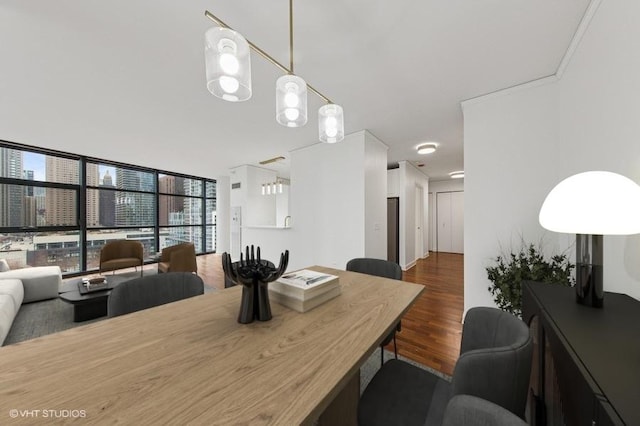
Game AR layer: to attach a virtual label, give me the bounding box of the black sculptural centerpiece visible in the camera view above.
[222,245,289,324]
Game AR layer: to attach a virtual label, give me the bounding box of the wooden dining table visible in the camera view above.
[0,266,423,425]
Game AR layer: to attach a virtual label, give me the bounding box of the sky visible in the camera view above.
[23,152,116,185]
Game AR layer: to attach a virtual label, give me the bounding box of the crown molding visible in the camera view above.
[461,0,603,110]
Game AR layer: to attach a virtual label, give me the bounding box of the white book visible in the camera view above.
[271,269,340,301]
[269,285,342,313]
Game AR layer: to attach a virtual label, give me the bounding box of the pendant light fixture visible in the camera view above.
[275,0,307,127]
[204,27,252,102]
[276,74,307,127]
[319,104,344,143]
[204,1,344,142]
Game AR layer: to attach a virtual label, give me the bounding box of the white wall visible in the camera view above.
[215,175,231,254]
[387,168,400,197]
[364,131,389,260]
[463,0,640,312]
[229,165,278,227]
[275,184,290,228]
[243,130,388,272]
[398,161,429,270]
[429,179,464,194]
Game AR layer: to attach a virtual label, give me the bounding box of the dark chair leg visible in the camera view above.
[380,345,384,367]
[393,333,398,359]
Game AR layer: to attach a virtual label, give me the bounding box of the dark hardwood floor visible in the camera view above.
[391,252,463,376]
[195,251,464,376]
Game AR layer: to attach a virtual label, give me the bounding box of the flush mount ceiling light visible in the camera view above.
[204,0,344,142]
[416,143,437,155]
[449,171,464,179]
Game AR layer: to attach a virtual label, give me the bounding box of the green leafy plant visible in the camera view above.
[486,243,574,317]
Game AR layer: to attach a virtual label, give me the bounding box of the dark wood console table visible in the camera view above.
[523,281,640,425]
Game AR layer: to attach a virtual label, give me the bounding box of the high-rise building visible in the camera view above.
[45,157,78,226]
[23,170,34,196]
[115,169,155,226]
[183,179,203,251]
[23,196,37,227]
[206,181,216,252]
[0,148,24,227]
[99,170,116,227]
[158,175,184,225]
[86,163,100,227]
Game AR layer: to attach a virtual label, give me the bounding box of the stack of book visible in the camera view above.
[269,269,341,313]
[78,277,109,294]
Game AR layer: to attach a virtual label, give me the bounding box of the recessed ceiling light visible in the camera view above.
[449,171,464,179]
[416,143,437,155]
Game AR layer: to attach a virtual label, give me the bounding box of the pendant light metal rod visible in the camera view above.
[204,9,332,104]
[289,0,294,73]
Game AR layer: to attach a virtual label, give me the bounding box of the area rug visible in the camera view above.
[4,270,215,345]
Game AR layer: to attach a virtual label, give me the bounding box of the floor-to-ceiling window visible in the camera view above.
[0,141,216,275]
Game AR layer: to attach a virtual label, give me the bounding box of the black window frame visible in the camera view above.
[0,140,216,276]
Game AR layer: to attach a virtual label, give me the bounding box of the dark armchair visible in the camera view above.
[158,242,197,274]
[99,240,144,276]
[358,307,533,426]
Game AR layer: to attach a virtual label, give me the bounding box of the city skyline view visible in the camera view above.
[1,144,216,274]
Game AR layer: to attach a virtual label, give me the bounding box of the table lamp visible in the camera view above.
[539,171,640,307]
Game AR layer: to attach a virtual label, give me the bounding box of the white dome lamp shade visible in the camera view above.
[205,27,252,102]
[318,104,344,143]
[276,74,307,127]
[539,171,640,307]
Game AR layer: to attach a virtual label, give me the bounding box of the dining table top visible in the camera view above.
[0,266,424,425]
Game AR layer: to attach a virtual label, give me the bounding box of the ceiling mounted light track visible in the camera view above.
[204,0,344,143]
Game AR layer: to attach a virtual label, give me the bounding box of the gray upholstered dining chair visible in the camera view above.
[358,307,533,426]
[107,272,204,318]
[346,257,403,366]
[441,395,528,426]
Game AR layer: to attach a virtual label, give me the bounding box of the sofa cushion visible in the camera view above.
[0,279,24,314]
[0,295,18,345]
[0,266,61,303]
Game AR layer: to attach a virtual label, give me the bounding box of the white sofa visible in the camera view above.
[0,266,62,345]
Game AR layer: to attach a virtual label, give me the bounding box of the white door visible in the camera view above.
[415,185,424,260]
[437,192,452,252]
[436,191,464,254]
[428,192,434,252]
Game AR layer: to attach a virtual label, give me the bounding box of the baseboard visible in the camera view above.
[402,260,416,271]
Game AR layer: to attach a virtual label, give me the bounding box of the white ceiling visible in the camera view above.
[0,0,591,180]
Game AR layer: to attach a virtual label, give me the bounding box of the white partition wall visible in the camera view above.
[398,161,429,270]
[242,130,388,272]
[462,0,640,312]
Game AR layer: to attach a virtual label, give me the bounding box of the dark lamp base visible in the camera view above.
[575,234,604,308]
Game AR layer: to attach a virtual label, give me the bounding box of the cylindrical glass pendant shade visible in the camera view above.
[318,104,344,143]
[205,27,251,102]
[276,74,307,127]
